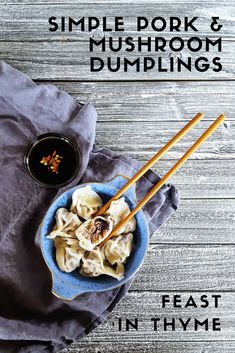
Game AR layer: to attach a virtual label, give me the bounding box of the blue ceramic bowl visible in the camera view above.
[40,175,150,300]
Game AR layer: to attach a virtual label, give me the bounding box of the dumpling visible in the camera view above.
[49,189,135,279]
[75,216,113,251]
[80,248,123,280]
[105,197,136,235]
[47,208,82,239]
[54,236,85,273]
[116,262,125,278]
[53,236,81,249]
[102,233,133,265]
[70,185,103,220]
[56,247,85,273]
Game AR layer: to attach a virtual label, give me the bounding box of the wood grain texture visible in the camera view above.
[95,121,233,160]
[37,82,235,200]
[53,81,234,201]
[61,291,235,351]
[130,245,235,291]
[151,160,235,199]
[0,40,233,80]
[3,0,235,3]
[62,341,235,353]
[152,199,235,244]
[0,2,234,40]
[45,81,235,121]
[60,291,235,341]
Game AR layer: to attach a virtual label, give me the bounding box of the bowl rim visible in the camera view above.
[40,175,150,301]
[24,132,81,189]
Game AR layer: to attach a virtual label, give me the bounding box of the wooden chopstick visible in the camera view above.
[99,114,225,247]
[96,112,204,217]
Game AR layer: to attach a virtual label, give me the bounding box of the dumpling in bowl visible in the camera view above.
[75,216,112,251]
[105,197,136,235]
[70,185,103,220]
[54,237,86,273]
[53,236,80,248]
[102,232,133,265]
[80,247,124,280]
[47,208,82,239]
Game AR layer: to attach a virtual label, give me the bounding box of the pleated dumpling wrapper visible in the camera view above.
[102,232,133,265]
[70,185,103,220]
[80,247,124,280]
[75,216,113,251]
[104,197,136,235]
[53,237,86,273]
[47,208,82,239]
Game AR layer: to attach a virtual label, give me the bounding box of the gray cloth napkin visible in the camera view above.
[0,61,179,353]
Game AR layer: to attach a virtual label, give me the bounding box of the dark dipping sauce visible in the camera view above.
[24,133,80,188]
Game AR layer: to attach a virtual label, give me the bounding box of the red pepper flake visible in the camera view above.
[40,150,63,174]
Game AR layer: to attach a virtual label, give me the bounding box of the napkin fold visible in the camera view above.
[0,61,179,353]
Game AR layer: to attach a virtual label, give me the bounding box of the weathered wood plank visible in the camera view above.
[60,291,235,343]
[0,3,234,40]
[131,245,235,290]
[152,199,235,244]
[45,81,235,199]
[62,341,235,353]
[48,81,235,122]
[0,40,233,80]
[150,160,235,199]
[98,159,234,199]
[34,81,235,198]
[95,121,234,160]
[4,0,235,3]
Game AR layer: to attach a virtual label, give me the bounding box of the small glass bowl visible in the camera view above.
[24,133,81,188]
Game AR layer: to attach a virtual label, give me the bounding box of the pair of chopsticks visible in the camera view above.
[98,113,225,247]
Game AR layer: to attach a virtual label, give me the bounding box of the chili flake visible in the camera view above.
[40,150,63,174]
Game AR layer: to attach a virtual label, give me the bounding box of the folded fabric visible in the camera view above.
[0,61,179,353]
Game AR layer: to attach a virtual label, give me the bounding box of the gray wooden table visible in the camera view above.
[1,1,235,352]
